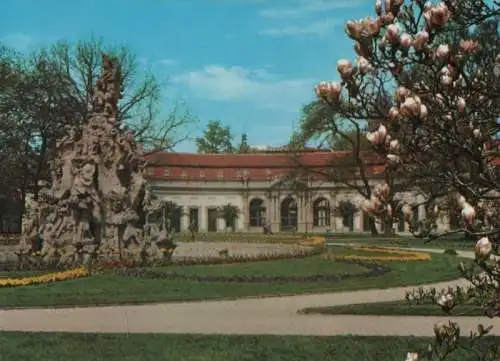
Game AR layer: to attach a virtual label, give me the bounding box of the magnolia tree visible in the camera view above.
[315,0,499,360]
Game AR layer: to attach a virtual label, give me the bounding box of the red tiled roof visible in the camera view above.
[144,151,385,181]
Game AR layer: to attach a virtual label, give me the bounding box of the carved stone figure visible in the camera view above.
[19,53,169,268]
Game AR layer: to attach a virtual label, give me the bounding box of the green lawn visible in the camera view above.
[0,247,465,308]
[300,300,484,316]
[0,332,497,361]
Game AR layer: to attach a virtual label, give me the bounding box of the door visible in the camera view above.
[207,208,218,232]
[189,208,199,232]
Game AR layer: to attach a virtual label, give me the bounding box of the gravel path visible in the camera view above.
[1,245,498,337]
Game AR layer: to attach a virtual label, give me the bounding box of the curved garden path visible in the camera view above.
[1,245,499,337]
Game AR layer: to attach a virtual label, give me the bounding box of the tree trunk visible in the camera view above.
[384,216,394,236]
[369,217,379,236]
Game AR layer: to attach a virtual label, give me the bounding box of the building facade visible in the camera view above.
[145,151,453,234]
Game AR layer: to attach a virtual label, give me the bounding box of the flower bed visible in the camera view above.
[169,246,324,266]
[0,267,89,288]
[115,258,390,283]
[298,236,326,247]
[329,246,431,263]
[0,234,21,246]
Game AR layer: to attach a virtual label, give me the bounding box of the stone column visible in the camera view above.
[272,196,280,233]
[200,206,207,232]
[181,206,189,232]
[354,212,362,232]
[267,194,274,227]
[242,192,249,231]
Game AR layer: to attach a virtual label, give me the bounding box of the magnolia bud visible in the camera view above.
[435,44,450,61]
[419,104,428,119]
[375,0,383,15]
[475,237,492,258]
[399,33,412,49]
[386,24,400,43]
[389,139,399,152]
[456,97,466,112]
[405,352,419,361]
[461,203,476,225]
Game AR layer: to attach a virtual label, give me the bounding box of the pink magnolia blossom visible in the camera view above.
[373,183,390,200]
[414,31,429,51]
[375,0,382,15]
[386,24,400,43]
[440,66,453,85]
[357,56,373,74]
[387,154,401,165]
[399,33,412,49]
[395,86,411,103]
[435,44,450,61]
[361,199,376,215]
[400,96,422,116]
[419,104,428,119]
[315,81,342,102]
[337,59,355,80]
[424,2,451,30]
[457,195,466,208]
[461,203,476,225]
[473,128,481,138]
[475,237,492,258]
[366,124,388,145]
[460,39,479,53]
[389,139,400,152]
[405,352,419,361]
[387,106,400,120]
[456,97,466,112]
[402,204,413,222]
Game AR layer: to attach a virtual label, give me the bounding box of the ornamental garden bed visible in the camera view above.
[0,246,465,308]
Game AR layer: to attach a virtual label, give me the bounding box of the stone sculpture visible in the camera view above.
[19,53,172,268]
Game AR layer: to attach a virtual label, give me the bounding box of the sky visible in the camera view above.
[0,0,375,152]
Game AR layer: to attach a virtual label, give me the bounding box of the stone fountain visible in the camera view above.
[19,53,172,268]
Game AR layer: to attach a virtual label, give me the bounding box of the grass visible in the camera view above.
[0,332,497,361]
[177,231,475,250]
[0,247,465,308]
[0,231,473,250]
[300,300,485,317]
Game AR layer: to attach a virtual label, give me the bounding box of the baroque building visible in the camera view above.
[145,150,452,234]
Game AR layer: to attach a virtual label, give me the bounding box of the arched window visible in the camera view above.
[280,197,298,231]
[397,207,405,232]
[249,198,266,227]
[412,205,420,231]
[362,212,372,232]
[313,198,330,227]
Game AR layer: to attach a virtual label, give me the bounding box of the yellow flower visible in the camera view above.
[330,246,430,263]
[0,267,89,288]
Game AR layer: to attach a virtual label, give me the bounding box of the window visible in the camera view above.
[280,197,298,231]
[163,168,170,177]
[313,198,331,227]
[249,198,266,227]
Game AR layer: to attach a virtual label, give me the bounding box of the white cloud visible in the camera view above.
[172,65,315,110]
[160,58,178,66]
[259,18,344,37]
[1,33,34,52]
[259,0,365,19]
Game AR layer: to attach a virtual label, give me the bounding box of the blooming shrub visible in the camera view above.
[0,267,89,288]
[314,0,499,358]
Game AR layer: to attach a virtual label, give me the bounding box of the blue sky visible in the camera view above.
[0,0,374,152]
